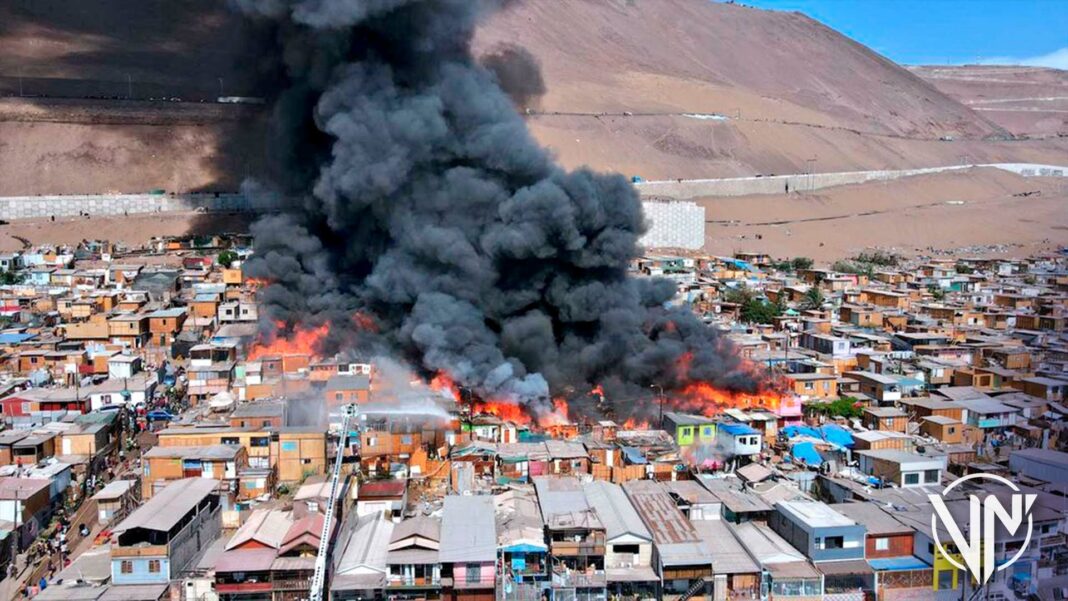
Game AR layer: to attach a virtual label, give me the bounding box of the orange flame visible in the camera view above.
[536,398,571,428]
[674,381,783,416]
[622,417,651,430]
[472,400,532,425]
[249,322,329,361]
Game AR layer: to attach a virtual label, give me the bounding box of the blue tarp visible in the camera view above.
[0,333,35,344]
[782,425,822,439]
[868,557,930,571]
[621,446,648,465]
[718,422,759,436]
[820,424,855,449]
[782,424,854,450]
[791,442,823,466]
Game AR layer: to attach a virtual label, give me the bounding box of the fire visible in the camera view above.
[674,381,783,416]
[429,371,462,400]
[670,351,784,416]
[352,311,378,333]
[536,398,570,428]
[622,417,651,430]
[249,322,329,361]
[472,400,532,425]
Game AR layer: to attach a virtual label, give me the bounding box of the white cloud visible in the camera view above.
[979,47,1068,70]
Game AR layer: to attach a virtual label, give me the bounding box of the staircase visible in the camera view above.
[677,577,709,601]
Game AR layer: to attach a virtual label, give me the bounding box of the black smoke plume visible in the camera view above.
[480,44,545,109]
[238,0,762,419]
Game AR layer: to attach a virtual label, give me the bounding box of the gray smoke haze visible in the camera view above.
[480,44,545,109]
[239,0,761,419]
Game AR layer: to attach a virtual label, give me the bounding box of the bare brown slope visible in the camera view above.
[701,167,1068,261]
[0,0,271,100]
[910,65,1068,138]
[475,0,1001,138]
[473,0,1068,180]
[0,98,266,195]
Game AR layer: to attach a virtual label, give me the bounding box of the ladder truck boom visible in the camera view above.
[308,404,357,601]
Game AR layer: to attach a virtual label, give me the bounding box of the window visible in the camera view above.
[262,420,271,428]
[221,437,240,446]
[335,392,344,401]
[148,560,161,574]
[875,538,889,551]
[924,469,940,484]
[682,427,692,436]
[120,561,133,574]
[824,536,844,550]
[703,426,713,437]
[250,436,270,448]
[466,564,481,583]
[401,435,413,445]
[948,427,956,434]
[904,472,921,486]
[613,544,640,555]
[804,382,814,390]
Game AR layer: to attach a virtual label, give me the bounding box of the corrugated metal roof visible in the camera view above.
[583,481,650,542]
[92,480,135,501]
[776,500,857,529]
[227,508,295,551]
[622,480,705,566]
[336,514,393,575]
[691,520,758,574]
[98,584,169,601]
[493,487,545,551]
[731,521,806,566]
[143,444,239,461]
[113,478,218,533]
[439,496,496,563]
[215,549,276,573]
[533,476,602,531]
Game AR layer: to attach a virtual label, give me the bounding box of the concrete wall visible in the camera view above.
[640,200,705,249]
[635,163,1068,199]
[0,162,1063,220]
[0,193,281,221]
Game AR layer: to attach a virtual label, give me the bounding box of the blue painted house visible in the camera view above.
[110,478,221,584]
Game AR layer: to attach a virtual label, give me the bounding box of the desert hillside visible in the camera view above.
[0,0,1065,247]
[699,167,1068,261]
[473,0,1067,180]
[911,65,1068,138]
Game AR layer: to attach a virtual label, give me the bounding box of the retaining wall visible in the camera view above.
[635,163,1068,199]
[0,193,281,221]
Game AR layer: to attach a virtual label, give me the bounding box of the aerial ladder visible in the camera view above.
[308,403,358,601]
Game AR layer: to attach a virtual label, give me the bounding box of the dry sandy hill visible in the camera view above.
[474,0,1067,180]
[0,0,1064,262]
[476,0,1001,138]
[910,65,1068,138]
[700,167,1068,261]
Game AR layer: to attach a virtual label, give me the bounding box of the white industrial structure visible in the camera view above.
[640,200,705,250]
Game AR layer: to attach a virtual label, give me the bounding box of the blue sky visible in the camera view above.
[735,0,1068,68]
